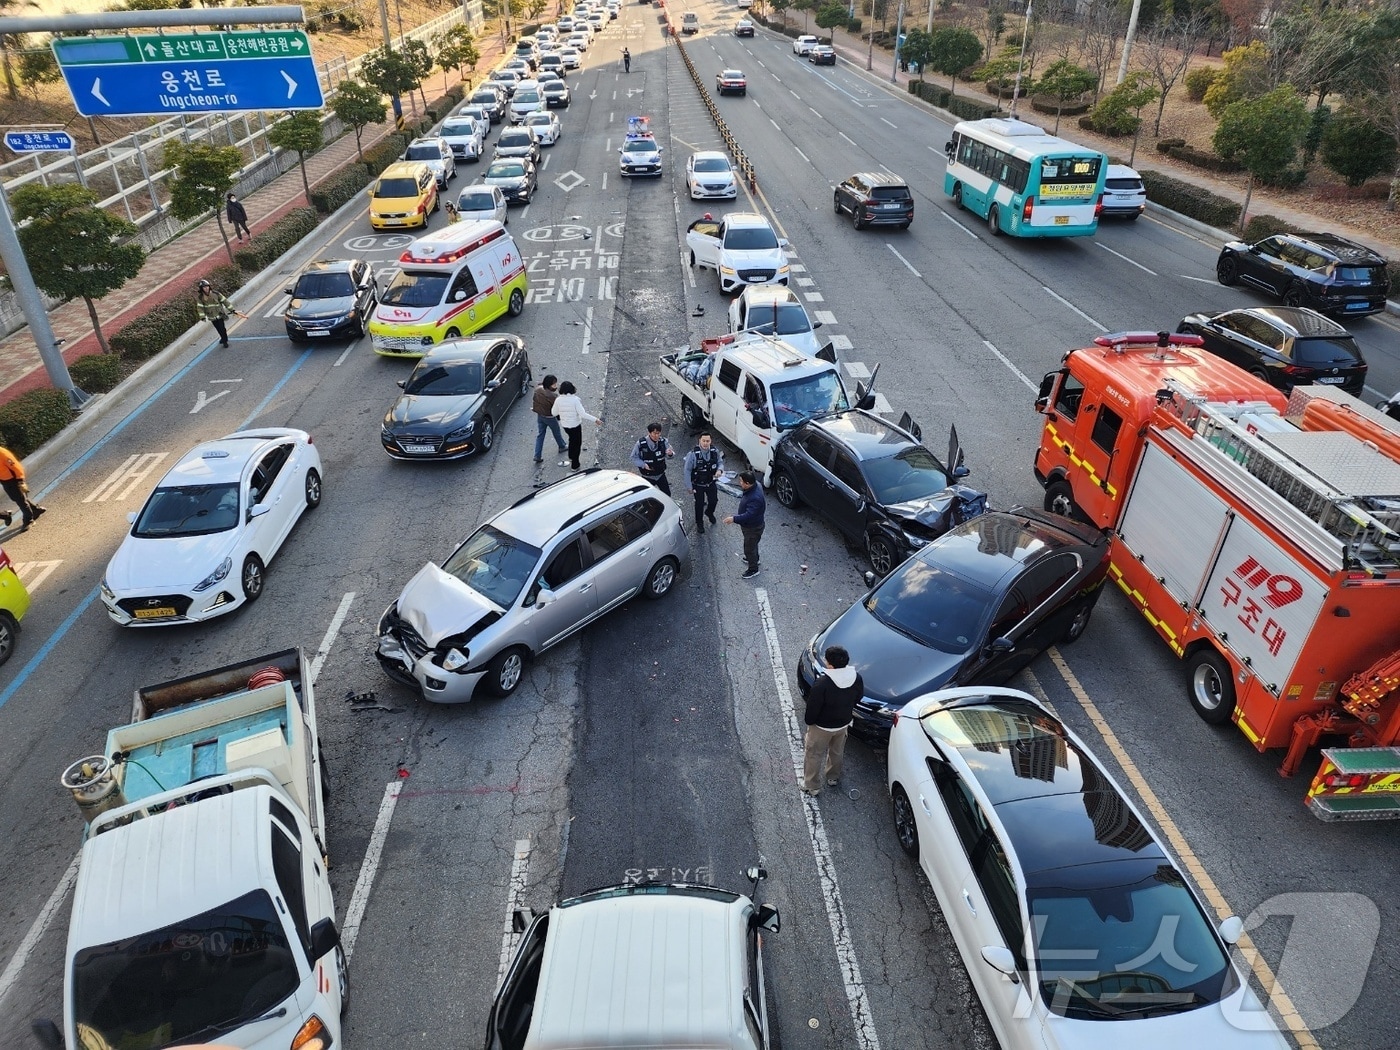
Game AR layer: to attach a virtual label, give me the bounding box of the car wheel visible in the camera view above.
[0,611,17,667]
[1043,479,1081,521]
[852,207,863,230]
[304,468,322,509]
[241,554,265,603]
[952,183,963,209]
[643,556,679,598]
[445,327,461,340]
[681,398,704,429]
[336,945,350,1017]
[1187,648,1236,725]
[350,317,365,339]
[1061,597,1095,643]
[485,646,528,697]
[891,784,919,859]
[1283,283,1308,308]
[866,532,897,576]
[987,204,1001,236]
[479,416,495,452]
[773,469,801,508]
[509,288,525,316]
[833,193,843,215]
[1250,367,1272,385]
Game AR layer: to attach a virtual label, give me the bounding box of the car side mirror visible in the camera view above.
[127,511,138,525]
[980,945,1018,980]
[813,320,823,329]
[816,342,836,364]
[752,904,781,933]
[512,907,536,932]
[309,917,340,961]
[536,586,557,607]
[30,1020,61,1050]
[283,286,294,296]
[486,379,501,391]
[778,237,789,249]
[751,407,770,429]
[986,636,1014,655]
[396,379,406,389]
[1218,916,1244,945]
[1036,370,1058,403]
[249,503,271,521]
[952,465,970,479]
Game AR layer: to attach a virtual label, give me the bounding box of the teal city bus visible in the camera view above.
[943,118,1108,238]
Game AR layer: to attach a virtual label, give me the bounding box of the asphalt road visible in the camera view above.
[0,1,1398,1048]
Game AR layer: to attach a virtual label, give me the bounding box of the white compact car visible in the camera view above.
[793,34,819,54]
[727,284,825,357]
[101,428,322,626]
[524,110,562,145]
[456,183,509,224]
[1101,162,1147,219]
[685,211,790,294]
[887,687,1294,1050]
[686,150,738,199]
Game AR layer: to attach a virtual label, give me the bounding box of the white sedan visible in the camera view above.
[101,428,323,626]
[524,110,562,145]
[686,150,738,199]
[560,46,582,69]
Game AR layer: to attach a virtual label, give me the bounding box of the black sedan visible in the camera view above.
[482,158,538,204]
[771,410,986,575]
[808,44,837,64]
[283,259,376,342]
[381,335,531,460]
[796,508,1111,741]
[1176,306,1368,396]
[1215,232,1389,317]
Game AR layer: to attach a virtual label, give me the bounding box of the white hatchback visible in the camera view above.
[101,428,323,626]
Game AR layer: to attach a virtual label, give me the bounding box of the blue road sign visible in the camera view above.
[53,31,324,117]
[4,130,76,153]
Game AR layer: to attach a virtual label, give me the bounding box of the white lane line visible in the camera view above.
[886,244,920,277]
[1097,242,1156,275]
[879,163,897,175]
[341,779,403,961]
[682,248,696,288]
[838,131,856,146]
[770,117,780,129]
[880,116,896,128]
[757,59,767,68]
[754,590,881,1050]
[1180,274,1216,283]
[309,591,356,684]
[809,106,822,117]
[83,452,168,503]
[789,89,800,99]
[0,853,80,1008]
[602,171,608,191]
[804,291,825,302]
[982,339,1037,391]
[1044,286,1106,331]
[813,310,837,324]
[495,838,533,986]
[797,276,815,287]
[794,145,810,164]
[871,392,892,414]
[333,342,357,367]
[940,210,978,240]
[845,361,871,379]
[541,154,550,170]
[12,560,61,594]
[582,305,594,354]
[831,334,852,350]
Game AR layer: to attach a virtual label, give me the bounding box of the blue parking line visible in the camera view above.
[0,585,101,711]
[243,347,314,426]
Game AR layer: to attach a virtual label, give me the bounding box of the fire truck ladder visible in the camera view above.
[1164,381,1400,574]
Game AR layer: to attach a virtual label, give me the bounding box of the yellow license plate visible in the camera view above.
[1054,215,1069,225]
[133,606,176,619]
[1363,781,1400,793]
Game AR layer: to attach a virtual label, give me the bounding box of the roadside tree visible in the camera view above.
[437,25,480,91]
[1203,40,1271,118]
[815,2,848,33]
[12,184,145,355]
[926,26,982,94]
[1139,10,1212,134]
[900,29,934,79]
[362,43,422,121]
[164,140,244,264]
[332,79,388,161]
[1213,85,1307,229]
[17,41,60,99]
[267,111,324,204]
[1320,108,1397,189]
[1036,58,1095,133]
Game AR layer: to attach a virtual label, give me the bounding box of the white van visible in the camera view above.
[368,220,529,358]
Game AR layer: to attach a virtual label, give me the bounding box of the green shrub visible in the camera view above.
[444,83,465,105]
[0,389,71,456]
[362,134,408,176]
[1260,167,1306,189]
[946,94,998,120]
[233,207,320,271]
[1241,213,1301,242]
[1140,169,1240,228]
[1161,142,1242,173]
[1030,96,1091,117]
[1156,137,1186,153]
[110,297,198,362]
[426,95,452,121]
[310,164,372,214]
[1184,65,1217,103]
[68,352,124,393]
[204,263,246,294]
[1085,97,1140,136]
[847,17,861,31]
[910,81,952,108]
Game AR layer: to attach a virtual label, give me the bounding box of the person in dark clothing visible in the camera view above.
[683,432,724,534]
[226,193,251,241]
[0,445,44,530]
[724,470,765,579]
[802,645,864,795]
[622,47,631,72]
[194,280,244,348]
[629,423,675,494]
[531,374,568,464]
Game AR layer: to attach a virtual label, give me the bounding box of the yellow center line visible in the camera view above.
[1047,649,1318,1050]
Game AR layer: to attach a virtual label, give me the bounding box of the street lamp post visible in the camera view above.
[890,1,904,83]
[1008,0,1031,118]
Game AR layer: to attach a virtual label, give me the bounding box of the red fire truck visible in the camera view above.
[1034,331,1400,820]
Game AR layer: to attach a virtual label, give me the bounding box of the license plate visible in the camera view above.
[1346,302,1369,310]
[1317,376,1346,384]
[133,607,177,619]
[631,166,648,172]
[402,443,436,454]
[1054,215,1069,225]
[307,330,330,337]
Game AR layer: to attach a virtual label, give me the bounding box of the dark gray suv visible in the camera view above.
[834,171,914,229]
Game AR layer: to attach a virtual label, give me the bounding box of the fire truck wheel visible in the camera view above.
[1043,480,1080,521]
[1187,648,1236,725]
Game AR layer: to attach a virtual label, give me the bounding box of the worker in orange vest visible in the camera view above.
[0,445,44,530]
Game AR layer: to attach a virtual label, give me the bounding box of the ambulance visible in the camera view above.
[368,220,528,358]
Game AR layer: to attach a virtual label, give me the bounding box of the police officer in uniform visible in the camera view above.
[683,431,724,533]
[630,423,675,494]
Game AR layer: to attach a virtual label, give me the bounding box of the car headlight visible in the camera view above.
[193,556,233,592]
[778,263,790,274]
[442,647,471,672]
[100,577,115,601]
[903,531,929,548]
[720,265,736,275]
[446,419,476,439]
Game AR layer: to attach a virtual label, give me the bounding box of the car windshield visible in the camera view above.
[499,131,531,147]
[405,144,443,161]
[488,161,527,178]
[292,271,355,298]
[472,92,498,104]
[133,482,240,538]
[747,302,811,337]
[459,191,496,210]
[1039,154,1102,185]
[527,115,551,127]
[1030,860,1235,1020]
[374,177,419,198]
[626,139,658,155]
[695,157,731,173]
[769,372,850,430]
[441,121,476,138]
[864,559,992,652]
[442,524,542,608]
[544,82,566,93]
[725,226,779,251]
[871,186,909,200]
[722,69,743,78]
[515,90,542,103]
[864,447,951,504]
[1292,336,1363,366]
[381,270,449,307]
[404,360,484,396]
[71,889,299,1050]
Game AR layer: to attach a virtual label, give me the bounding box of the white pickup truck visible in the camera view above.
[659,332,875,484]
[39,649,344,1050]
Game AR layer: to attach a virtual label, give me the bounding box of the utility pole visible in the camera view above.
[1008,0,1031,117]
[377,0,403,123]
[1116,0,1143,84]
[890,1,903,83]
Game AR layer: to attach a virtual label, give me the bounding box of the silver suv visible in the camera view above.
[376,469,689,702]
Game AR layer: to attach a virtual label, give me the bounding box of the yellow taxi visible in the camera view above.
[369,161,439,230]
[0,546,30,667]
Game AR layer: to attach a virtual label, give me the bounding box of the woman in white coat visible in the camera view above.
[552,381,603,470]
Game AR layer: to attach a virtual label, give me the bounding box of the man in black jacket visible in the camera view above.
[802,645,863,796]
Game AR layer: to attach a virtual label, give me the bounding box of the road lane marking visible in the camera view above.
[191,389,232,414]
[770,118,780,129]
[12,560,61,594]
[813,310,837,324]
[886,244,920,277]
[838,131,856,146]
[1097,242,1157,275]
[803,291,825,302]
[496,838,533,986]
[1043,286,1106,332]
[809,106,822,117]
[242,347,314,427]
[981,340,1037,391]
[1048,650,1319,1050]
[794,145,810,164]
[309,591,356,683]
[1180,274,1216,283]
[333,342,357,367]
[582,305,594,354]
[845,362,871,379]
[82,452,168,503]
[341,779,402,961]
[831,334,852,350]
[0,852,80,1008]
[880,116,896,128]
[940,210,978,240]
[754,590,881,1050]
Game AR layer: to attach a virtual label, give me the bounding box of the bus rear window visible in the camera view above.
[1040,155,1102,184]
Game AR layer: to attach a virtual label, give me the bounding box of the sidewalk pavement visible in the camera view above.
[0,29,516,409]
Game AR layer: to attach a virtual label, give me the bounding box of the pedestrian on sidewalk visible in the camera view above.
[532,374,569,464]
[552,381,602,471]
[683,432,723,533]
[622,47,631,72]
[801,645,863,796]
[195,280,246,349]
[226,193,251,241]
[724,470,764,580]
[0,445,45,531]
[630,423,675,494]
